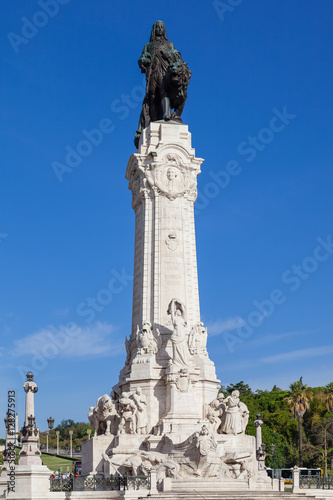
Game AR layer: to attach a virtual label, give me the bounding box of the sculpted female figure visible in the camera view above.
[168,299,191,367]
[221,390,243,435]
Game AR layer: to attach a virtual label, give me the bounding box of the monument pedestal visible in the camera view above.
[81,435,114,476]
[82,121,273,492]
[112,433,140,455]
[3,465,52,500]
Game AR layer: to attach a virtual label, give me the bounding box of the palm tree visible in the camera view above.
[325,382,333,414]
[286,377,313,467]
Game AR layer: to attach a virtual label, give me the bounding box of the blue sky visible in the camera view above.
[1,0,333,437]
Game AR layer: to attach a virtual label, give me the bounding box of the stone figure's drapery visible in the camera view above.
[168,299,191,367]
[221,390,243,435]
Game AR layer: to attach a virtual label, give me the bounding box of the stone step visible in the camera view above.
[146,493,317,500]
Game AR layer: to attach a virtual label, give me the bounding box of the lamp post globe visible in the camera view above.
[47,417,55,430]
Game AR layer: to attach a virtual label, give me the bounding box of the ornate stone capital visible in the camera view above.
[126,122,204,210]
[23,381,38,393]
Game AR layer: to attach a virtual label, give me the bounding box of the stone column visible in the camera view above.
[254,414,267,475]
[56,430,60,455]
[149,470,158,495]
[127,122,204,335]
[23,371,38,426]
[124,121,220,434]
[292,465,300,493]
[2,372,54,500]
[69,430,73,457]
[19,372,42,466]
[254,413,263,450]
[279,477,285,492]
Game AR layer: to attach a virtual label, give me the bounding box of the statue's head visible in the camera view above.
[142,321,151,333]
[167,167,178,181]
[201,425,209,435]
[150,20,167,41]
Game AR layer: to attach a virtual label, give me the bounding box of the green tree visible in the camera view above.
[311,414,333,475]
[286,377,313,467]
[325,383,333,414]
[226,381,253,397]
[39,421,94,451]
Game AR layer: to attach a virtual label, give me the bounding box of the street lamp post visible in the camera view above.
[87,428,92,440]
[271,442,276,478]
[272,430,278,479]
[46,417,54,453]
[69,430,73,457]
[56,430,60,455]
[264,432,278,478]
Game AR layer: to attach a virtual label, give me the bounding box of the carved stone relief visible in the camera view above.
[188,322,208,356]
[205,391,250,435]
[145,154,198,201]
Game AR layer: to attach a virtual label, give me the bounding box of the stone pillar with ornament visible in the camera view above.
[254,413,267,475]
[122,121,220,439]
[2,373,53,499]
[19,372,41,466]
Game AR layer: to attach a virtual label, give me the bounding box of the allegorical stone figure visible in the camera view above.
[220,390,249,435]
[168,298,191,367]
[137,322,158,355]
[193,425,220,477]
[118,392,137,434]
[134,20,191,148]
[133,387,148,434]
[88,394,116,435]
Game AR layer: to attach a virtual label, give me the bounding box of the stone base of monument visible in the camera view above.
[111,433,140,455]
[82,435,116,476]
[0,465,53,499]
[162,477,274,492]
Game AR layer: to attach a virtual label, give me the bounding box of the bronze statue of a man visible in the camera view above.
[134,21,191,148]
